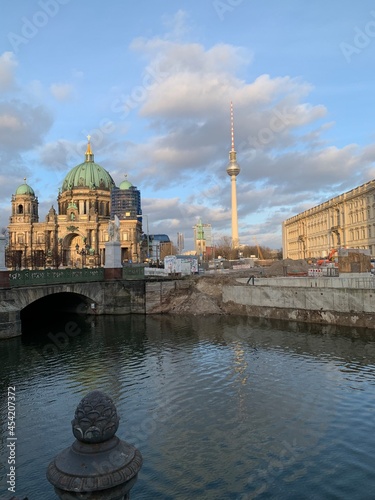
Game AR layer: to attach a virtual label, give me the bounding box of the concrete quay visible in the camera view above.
[2,272,375,340]
[236,273,375,289]
[224,273,375,329]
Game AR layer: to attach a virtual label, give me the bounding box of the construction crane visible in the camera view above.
[254,237,264,260]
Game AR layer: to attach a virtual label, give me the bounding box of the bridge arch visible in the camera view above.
[0,280,143,339]
[20,291,96,339]
[13,284,100,311]
[21,290,94,320]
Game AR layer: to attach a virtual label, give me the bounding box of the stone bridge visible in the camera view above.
[0,280,146,339]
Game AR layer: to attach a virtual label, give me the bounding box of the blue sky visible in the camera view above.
[1,0,375,250]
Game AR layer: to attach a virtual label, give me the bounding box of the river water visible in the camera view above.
[1,313,375,499]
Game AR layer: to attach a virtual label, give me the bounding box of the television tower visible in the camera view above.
[226,101,240,248]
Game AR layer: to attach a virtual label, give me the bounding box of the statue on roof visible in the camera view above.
[108,215,120,242]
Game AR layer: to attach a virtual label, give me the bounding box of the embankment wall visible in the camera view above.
[222,284,375,329]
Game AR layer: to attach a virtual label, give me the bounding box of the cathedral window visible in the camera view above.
[17,204,23,214]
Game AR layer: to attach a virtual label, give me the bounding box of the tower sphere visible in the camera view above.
[226,154,240,177]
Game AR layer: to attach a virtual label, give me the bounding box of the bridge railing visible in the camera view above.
[9,268,105,287]
[122,264,145,280]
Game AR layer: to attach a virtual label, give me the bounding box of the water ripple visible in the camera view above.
[2,315,375,499]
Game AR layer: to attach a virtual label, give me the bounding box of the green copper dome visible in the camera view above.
[119,179,133,190]
[15,181,35,196]
[62,162,115,192]
[61,141,115,192]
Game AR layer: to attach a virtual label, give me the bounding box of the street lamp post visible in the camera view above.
[137,214,150,261]
[58,238,63,267]
[24,244,28,269]
[75,243,90,268]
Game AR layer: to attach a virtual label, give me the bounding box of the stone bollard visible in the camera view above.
[47,390,143,499]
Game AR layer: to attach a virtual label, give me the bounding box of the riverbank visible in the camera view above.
[145,271,375,329]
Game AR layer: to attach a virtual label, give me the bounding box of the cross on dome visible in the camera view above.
[85,136,94,162]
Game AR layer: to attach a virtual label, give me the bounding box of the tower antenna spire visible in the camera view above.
[230,100,235,152]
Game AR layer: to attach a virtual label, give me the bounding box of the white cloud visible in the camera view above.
[161,10,192,40]
[39,138,91,171]
[0,99,53,232]
[50,83,74,101]
[0,52,18,92]
[0,113,23,131]
[113,29,372,248]
[1,9,372,251]
[0,101,52,152]
[140,195,232,246]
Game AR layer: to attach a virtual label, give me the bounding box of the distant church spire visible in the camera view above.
[85,135,94,162]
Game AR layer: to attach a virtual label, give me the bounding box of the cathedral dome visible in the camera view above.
[61,139,115,193]
[15,180,35,196]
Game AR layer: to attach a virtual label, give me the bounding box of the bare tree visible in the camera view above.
[51,245,63,268]
[215,236,238,260]
[6,249,22,270]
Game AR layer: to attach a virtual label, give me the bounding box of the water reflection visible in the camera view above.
[1,314,375,499]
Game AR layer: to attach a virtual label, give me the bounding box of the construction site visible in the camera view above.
[266,247,372,277]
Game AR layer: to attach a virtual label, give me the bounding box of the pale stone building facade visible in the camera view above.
[282,179,375,260]
[7,140,142,269]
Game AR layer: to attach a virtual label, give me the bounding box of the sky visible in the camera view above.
[1,0,375,251]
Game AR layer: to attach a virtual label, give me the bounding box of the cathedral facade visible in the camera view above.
[7,140,142,269]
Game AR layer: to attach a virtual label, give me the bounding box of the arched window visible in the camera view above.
[17,204,23,214]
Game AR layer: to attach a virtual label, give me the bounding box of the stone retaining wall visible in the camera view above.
[222,284,375,329]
